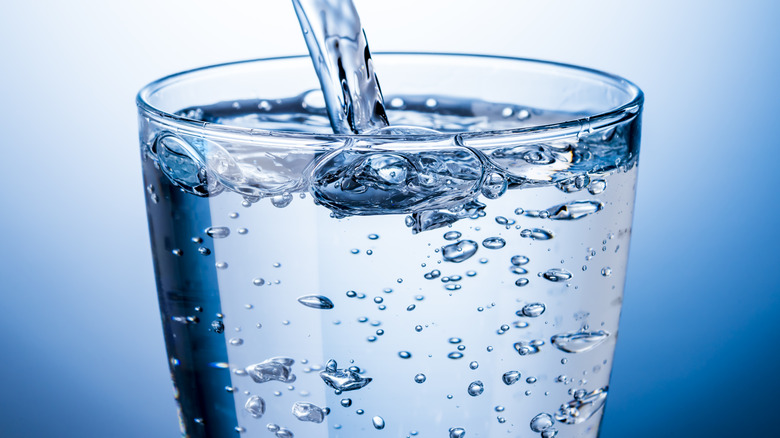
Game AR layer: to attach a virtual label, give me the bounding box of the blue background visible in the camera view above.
[1,1,778,436]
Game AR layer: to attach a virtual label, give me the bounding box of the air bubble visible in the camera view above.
[414,373,426,384]
[467,381,484,396]
[482,237,506,249]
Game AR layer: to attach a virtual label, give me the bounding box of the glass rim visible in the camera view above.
[136,52,644,143]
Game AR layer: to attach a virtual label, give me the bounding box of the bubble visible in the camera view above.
[244,395,266,418]
[481,172,508,199]
[542,268,572,282]
[198,247,211,256]
[466,270,477,277]
[253,277,265,286]
[515,278,529,287]
[467,381,484,396]
[448,352,464,360]
[171,249,182,256]
[205,226,230,239]
[237,228,248,235]
[389,97,405,108]
[588,179,607,195]
[554,386,608,424]
[368,233,379,240]
[270,194,293,208]
[211,320,224,334]
[542,429,559,438]
[275,428,294,438]
[482,237,506,249]
[514,207,525,215]
[502,371,521,385]
[520,228,554,240]
[192,237,203,244]
[399,351,412,359]
[297,295,334,310]
[425,98,438,108]
[415,325,423,332]
[469,361,479,370]
[424,269,442,280]
[414,373,426,384]
[449,427,466,438]
[406,304,416,311]
[445,284,461,291]
[556,174,590,193]
[545,201,604,221]
[245,357,296,384]
[457,345,466,351]
[518,303,546,318]
[292,402,325,423]
[267,424,279,432]
[443,231,462,240]
[449,337,462,344]
[601,267,612,277]
[514,340,544,356]
[229,338,244,346]
[216,262,228,270]
[551,330,610,353]
[442,240,479,263]
[511,255,530,266]
[320,359,372,392]
[530,413,555,432]
[372,416,386,430]
[340,398,352,407]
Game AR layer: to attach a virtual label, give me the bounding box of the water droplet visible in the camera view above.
[253,277,265,286]
[530,413,555,432]
[245,395,266,418]
[469,361,479,370]
[551,330,610,353]
[171,249,182,256]
[319,359,372,391]
[545,201,604,221]
[406,304,416,311]
[267,424,279,432]
[542,268,572,282]
[340,398,352,407]
[297,295,334,309]
[482,237,506,249]
[292,402,325,423]
[445,284,461,291]
[443,231,462,241]
[198,247,211,256]
[448,352,464,360]
[368,233,379,240]
[588,179,607,195]
[467,381,484,396]
[526,376,537,384]
[514,339,545,356]
[442,240,479,263]
[519,303,546,318]
[237,228,248,235]
[510,266,529,275]
[211,320,224,333]
[399,351,412,359]
[414,373,426,383]
[554,386,608,424]
[449,427,466,438]
[457,345,466,351]
[205,226,230,238]
[415,325,423,332]
[510,255,530,266]
[270,194,293,208]
[245,357,296,383]
[520,228,554,240]
[542,429,559,438]
[601,267,612,277]
[216,262,228,269]
[515,278,529,287]
[229,337,243,346]
[502,371,521,385]
[449,337,462,344]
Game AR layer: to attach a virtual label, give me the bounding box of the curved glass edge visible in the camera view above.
[136,52,644,147]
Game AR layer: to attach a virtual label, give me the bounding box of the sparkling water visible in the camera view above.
[141,93,639,437]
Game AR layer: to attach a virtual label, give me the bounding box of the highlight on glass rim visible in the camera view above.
[137,1,643,437]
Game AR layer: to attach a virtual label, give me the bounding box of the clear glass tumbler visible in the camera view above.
[137,53,643,438]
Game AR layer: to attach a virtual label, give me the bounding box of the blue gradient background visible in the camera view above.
[1,1,777,436]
